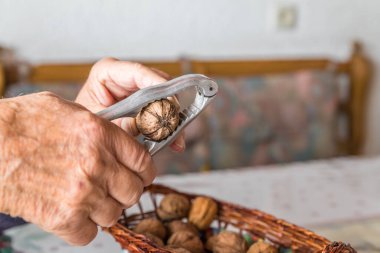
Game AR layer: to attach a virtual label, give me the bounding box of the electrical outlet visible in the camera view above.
[277,4,297,30]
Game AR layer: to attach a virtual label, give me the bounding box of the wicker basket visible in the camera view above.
[105,184,357,253]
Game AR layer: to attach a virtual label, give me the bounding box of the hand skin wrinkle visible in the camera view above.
[0,58,167,246]
[0,157,23,183]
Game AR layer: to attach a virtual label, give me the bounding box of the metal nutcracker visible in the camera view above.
[97,74,218,156]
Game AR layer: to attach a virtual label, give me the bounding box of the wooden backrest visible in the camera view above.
[28,61,184,84]
[345,42,372,155]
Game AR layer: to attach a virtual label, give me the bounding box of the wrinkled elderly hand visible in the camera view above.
[0,59,185,246]
[0,92,156,245]
[76,58,185,152]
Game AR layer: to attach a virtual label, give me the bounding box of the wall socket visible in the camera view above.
[276,4,298,30]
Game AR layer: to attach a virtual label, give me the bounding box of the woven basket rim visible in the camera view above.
[105,183,357,253]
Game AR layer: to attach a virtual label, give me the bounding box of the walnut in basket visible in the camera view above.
[164,245,193,253]
[322,242,357,253]
[188,196,218,230]
[167,230,204,253]
[106,184,358,253]
[157,193,191,220]
[143,233,164,247]
[136,98,180,141]
[247,240,277,253]
[206,231,247,253]
[167,220,199,237]
[133,218,167,240]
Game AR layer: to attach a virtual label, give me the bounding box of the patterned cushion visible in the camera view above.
[154,69,340,174]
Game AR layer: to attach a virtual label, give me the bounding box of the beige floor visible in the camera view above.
[310,217,380,253]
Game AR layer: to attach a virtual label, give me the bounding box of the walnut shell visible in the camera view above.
[167,230,204,253]
[205,235,217,251]
[322,242,357,253]
[136,98,180,141]
[144,233,164,247]
[164,245,193,253]
[247,240,277,253]
[133,218,167,239]
[157,194,191,221]
[207,231,247,253]
[188,197,218,230]
[167,220,199,237]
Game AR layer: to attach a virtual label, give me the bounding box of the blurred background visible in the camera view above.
[1,1,380,252]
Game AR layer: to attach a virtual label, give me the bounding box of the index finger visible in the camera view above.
[90,58,168,102]
[107,122,157,186]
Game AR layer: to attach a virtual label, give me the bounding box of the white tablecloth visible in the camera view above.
[5,156,380,253]
[157,155,380,226]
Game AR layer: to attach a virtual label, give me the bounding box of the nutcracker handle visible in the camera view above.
[96,74,218,156]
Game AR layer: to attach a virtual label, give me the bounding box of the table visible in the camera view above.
[5,156,380,253]
[157,156,380,227]
[311,217,380,253]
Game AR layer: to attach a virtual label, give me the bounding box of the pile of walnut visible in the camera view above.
[132,193,278,253]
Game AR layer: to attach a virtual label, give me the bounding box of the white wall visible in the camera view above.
[0,0,379,154]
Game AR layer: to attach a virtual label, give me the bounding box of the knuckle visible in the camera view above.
[92,57,117,71]
[38,91,61,104]
[65,222,97,246]
[83,148,108,176]
[103,209,122,227]
[43,218,64,232]
[132,62,147,72]
[79,111,104,138]
[124,184,143,208]
[44,207,83,232]
[67,179,94,204]
[71,230,97,246]
[130,148,156,186]
[81,110,100,126]
[39,91,58,99]
[89,57,120,84]
[43,206,96,246]
[134,149,153,173]
[99,57,118,64]
[75,113,110,176]
[77,143,110,180]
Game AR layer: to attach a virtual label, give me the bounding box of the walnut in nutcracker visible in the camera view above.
[133,218,167,240]
[167,230,204,253]
[206,231,248,253]
[157,193,191,221]
[247,240,277,253]
[188,196,218,230]
[136,98,180,141]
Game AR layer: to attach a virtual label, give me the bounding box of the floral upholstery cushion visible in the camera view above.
[154,69,340,174]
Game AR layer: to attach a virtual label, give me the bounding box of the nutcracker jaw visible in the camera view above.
[96,74,218,156]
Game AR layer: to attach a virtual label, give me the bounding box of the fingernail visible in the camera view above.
[173,137,185,152]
